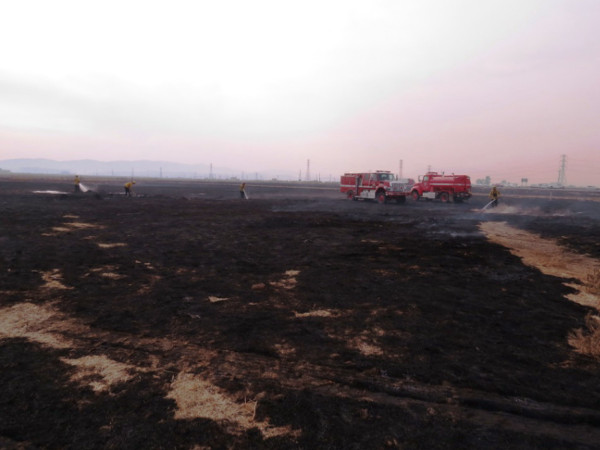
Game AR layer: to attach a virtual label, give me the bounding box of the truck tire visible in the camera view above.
[440,192,449,203]
[411,191,420,201]
[375,191,386,204]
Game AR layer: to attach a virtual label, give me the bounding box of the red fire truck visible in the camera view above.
[340,171,414,204]
[410,172,472,203]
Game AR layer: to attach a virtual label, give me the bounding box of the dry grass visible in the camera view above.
[270,270,300,290]
[97,242,127,249]
[40,269,72,290]
[587,269,600,296]
[294,309,339,318]
[61,355,136,392]
[0,302,74,349]
[481,222,600,359]
[569,314,600,358]
[166,372,298,438]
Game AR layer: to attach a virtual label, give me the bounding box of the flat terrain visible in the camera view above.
[1,176,600,449]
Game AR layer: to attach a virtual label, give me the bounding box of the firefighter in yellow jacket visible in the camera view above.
[489,186,500,207]
[74,175,81,193]
[124,181,136,197]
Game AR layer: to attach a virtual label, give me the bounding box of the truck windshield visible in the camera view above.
[378,173,394,181]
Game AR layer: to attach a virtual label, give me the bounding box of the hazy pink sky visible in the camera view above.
[1,0,599,185]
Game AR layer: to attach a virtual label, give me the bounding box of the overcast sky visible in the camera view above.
[1,0,598,185]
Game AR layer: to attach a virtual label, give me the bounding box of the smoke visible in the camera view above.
[480,204,595,219]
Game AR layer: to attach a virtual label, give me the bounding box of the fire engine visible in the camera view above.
[340,171,414,204]
[410,172,472,203]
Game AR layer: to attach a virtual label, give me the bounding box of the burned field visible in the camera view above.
[1,177,600,449]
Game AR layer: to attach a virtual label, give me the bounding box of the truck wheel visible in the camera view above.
[375,191,386,204]
[440,192,449,203]
[346,190,354,199]
[411,191,420,201]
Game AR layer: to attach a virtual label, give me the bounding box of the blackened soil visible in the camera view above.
[1,177,600,449]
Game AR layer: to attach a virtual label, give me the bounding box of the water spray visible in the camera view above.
[481,200,495,210]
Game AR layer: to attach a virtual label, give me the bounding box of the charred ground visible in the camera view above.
[1,176,600,449]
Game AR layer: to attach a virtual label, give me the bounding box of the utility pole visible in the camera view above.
[557,154,567,186]
[306,159,310,182]
[399,160,403,179]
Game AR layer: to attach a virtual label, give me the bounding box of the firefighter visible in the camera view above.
[239,182,247,199]
[489,186,500,207]
[74,175,81,193]
[124,181,136,197]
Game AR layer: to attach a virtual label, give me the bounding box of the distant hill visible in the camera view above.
[0,159,298,180]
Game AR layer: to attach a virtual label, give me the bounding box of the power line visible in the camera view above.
[557,154,567,185]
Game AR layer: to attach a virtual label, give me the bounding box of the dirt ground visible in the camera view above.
[1,175,600,449]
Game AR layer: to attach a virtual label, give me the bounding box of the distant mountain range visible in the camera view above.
[0,158,297,181]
